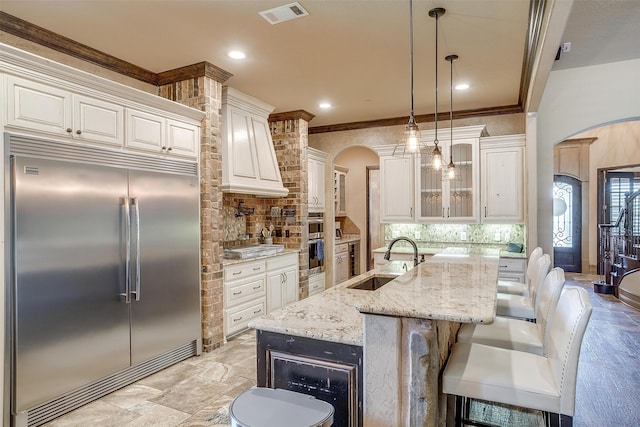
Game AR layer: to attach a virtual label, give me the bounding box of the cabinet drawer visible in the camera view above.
[498,257,526,273]
[335,244,348,254]
[224,260,266,281]
[266,253,298,271]
[498,272,526,283]
[225,300,266,336]
[225,276,266,308]
[308,273,325,296]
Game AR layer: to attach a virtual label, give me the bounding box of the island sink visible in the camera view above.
[348,275,394,291]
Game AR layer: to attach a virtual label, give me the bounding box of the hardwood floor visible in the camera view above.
[43,274,639,426]
[566,274,640,426]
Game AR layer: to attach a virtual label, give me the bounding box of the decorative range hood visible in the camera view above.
[221,87,288,198]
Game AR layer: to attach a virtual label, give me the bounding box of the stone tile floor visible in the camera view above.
[44,332,256,427]
[44,273,640,426]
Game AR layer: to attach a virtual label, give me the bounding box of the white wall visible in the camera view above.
[536,58,640,257]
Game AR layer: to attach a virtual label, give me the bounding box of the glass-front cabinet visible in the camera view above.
[417,126,484,223]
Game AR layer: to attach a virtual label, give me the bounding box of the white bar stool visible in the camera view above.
[496,254,551,320]
[457,267,566,355]
[443,286,593,427]
[497,246,543,296]
[229,388,334,427]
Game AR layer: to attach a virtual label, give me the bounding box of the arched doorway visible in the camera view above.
[553,174,582,272]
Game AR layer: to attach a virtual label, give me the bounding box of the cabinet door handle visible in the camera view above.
[167,147,172,152]
[233,271,242,275]
[442,207,445,218]
[253,267,261,271]
[447,207,450,218]
[484,206,487,217]
[253,309,262,314]
[233,316,243,322]
[253,285,261,290]
[410,207,413,217]
[233,291,242,295]
[66,128,72,133]
[76,129,82,135]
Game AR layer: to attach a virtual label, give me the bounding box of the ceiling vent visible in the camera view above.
[259,2,309,25]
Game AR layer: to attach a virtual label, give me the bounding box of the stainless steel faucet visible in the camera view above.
[384,236,420,267]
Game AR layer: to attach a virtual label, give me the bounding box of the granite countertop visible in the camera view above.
[250,253,499,346]
[249,261,410,346]
[335,233,361,245]
[372,245,527,259]
[222,248,299,266]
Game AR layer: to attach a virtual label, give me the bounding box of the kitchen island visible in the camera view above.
[250,251,499,427]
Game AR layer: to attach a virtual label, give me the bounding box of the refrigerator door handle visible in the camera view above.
[121,196,131,303]
[131,197,141,301]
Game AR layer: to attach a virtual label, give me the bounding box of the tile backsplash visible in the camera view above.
[384,223,525,248]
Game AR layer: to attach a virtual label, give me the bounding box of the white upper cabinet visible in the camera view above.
[221,87,288,198]
[480,135,525,223]
[2,46,202,160]
[334,165,348,217]
[308,147,327,213]
[7,75,124,147]
[417,126,485,223]
[126,108,165,151]
[377,152,414,222]
[125,109,198,157]
[74,94,124,147]
[375,125,486,224]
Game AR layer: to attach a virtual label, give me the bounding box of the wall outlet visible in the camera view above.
[504,231,511,241]
[460,231,467,241]
[414,230,421,240]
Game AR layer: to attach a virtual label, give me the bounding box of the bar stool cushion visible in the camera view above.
[496,254,550,320]
[497,247,543,296]
[458,268,565,355]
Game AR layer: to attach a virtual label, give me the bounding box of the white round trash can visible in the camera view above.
[229,388,334,427]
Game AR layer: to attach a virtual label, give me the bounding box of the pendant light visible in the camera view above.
[445,54,458,179]
[428,7,445,170]
[393,0,422,157]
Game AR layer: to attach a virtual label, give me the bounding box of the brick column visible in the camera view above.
[269,110,314,298]
[157,62,232,351]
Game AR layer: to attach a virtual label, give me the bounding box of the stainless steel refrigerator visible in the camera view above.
[5,134,201,426]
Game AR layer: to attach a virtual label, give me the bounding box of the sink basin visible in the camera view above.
[223,244,285,259]
[348,276,394,291]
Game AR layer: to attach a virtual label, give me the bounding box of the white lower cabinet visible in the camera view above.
[223,259,267,338]
[498,257,526,283]
[266,253,299,313]
[334,244,350,285]
[308,272,326,296]
[223,252,299,338]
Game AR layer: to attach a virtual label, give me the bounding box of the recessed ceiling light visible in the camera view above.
[455,83,469,90]
[228,50,246,60]
[319,102,332,109]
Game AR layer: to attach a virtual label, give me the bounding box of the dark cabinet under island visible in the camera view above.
[256,330,363,427]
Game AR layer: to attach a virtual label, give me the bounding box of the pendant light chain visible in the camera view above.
[446,54,458,179]
[394,0,421,157]
[429,8,445,170]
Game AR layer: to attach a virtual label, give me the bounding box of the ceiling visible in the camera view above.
[2,0,639,129]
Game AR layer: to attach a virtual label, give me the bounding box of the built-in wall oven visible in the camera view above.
[308,213,325,274]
